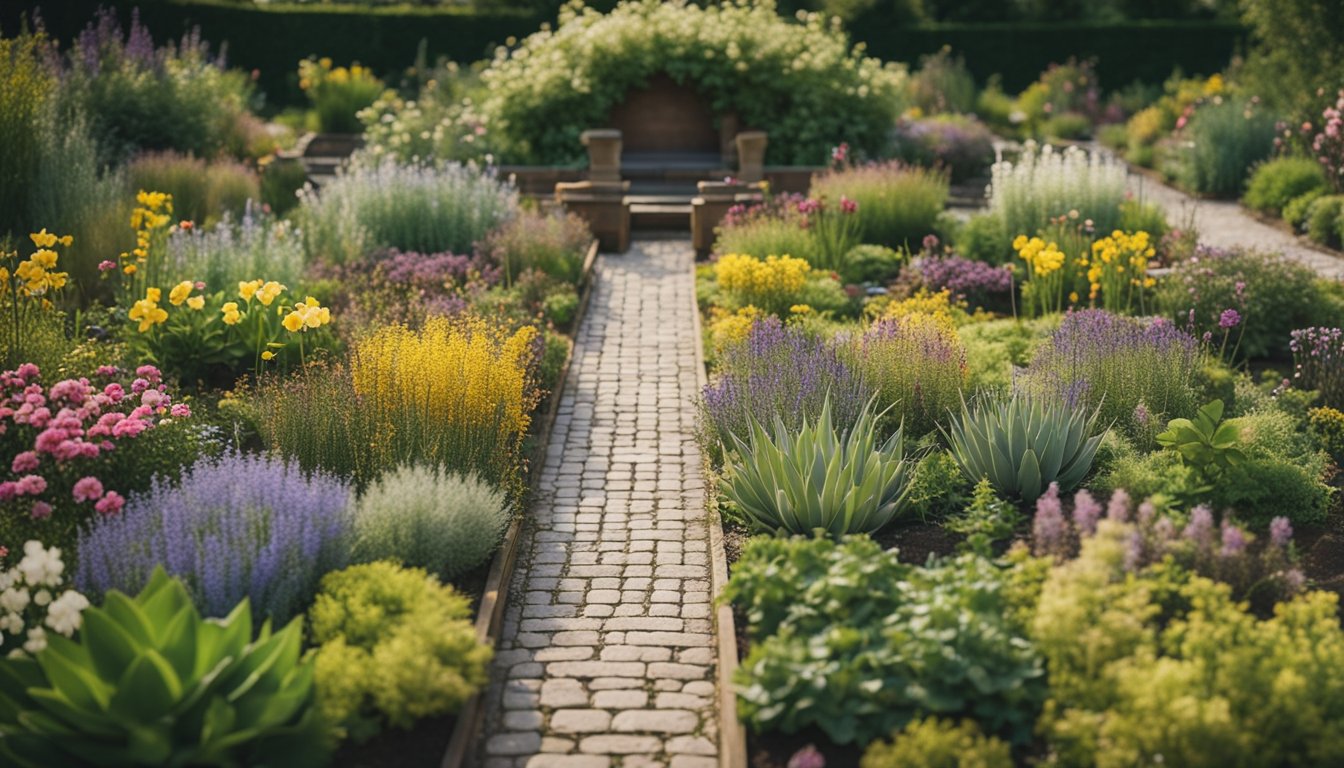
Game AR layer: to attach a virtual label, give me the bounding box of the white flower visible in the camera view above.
[18,541,64,587]
[1,612,22,634]
[0,586,29,614]
[23,626,46,655]
[32,589,50,607]
[46,591,90,637]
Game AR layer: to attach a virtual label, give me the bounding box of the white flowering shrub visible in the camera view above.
[0,541,90,656]
[437,0,906,165]
[987,142,1128,239]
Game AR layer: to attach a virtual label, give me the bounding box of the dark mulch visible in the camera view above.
[331,714,457,768]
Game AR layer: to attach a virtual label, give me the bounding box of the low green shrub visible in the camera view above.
[724,536,1044,745]
[1242,156,1328,215]
[953,211,1009,265]
[1306,194,1344,248]
[905,450,973,522]
[1284,187,1327,228]
[352,465,510,579]
[812,163,949,250]
[1309,406,1344,464]
[958,317,1054,392]
[260,157,310,216]
[298,58,384,134]
[1041,112,1091,141]
[1170,99,1278,198]
[0,568,331,767]
[482,209,591,286]
[1116,198,1169,239]
[1034,522,1344,767]
[841,243,904,284]
[861,717,1014,768]
[309,562,491,742]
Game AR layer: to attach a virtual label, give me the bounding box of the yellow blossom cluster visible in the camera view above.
[707,305,764,354]
[714,253,811,314]
[1013,235,1066,277]
[1088,230,1157,312]
[128,287,168,333]
[121,190,173,277]
[2,230,72,300]
[282,297,332,333]
[352,316,539,440]
[168,280,206,310]
[879,289,964,330]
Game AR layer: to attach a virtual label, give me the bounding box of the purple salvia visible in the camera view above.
[1106,488,1131,522]
[1032,482,1068,557]
[1122,529,1146,572]
[1183,505,1217,549]
[1270,516,1294,549]
[1219,521,1248,557]
[1072,489,1102,536]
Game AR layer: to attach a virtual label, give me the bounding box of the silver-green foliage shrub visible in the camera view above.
[721,397,914,536]
[352,464,509,579]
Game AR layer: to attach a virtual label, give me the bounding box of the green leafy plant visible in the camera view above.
[946,479,1023,557]
[1242,156,1327,215]
[942,392,1105,501]
[1155,399,1246,487]
[861,717,1014,768]
[721,396,914,535]
[309,562,491,742]
[723,536,1044,745]
[0,567,331,768]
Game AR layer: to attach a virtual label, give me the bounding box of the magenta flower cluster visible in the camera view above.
[0,363,189,520]
[1300,89,1344,192]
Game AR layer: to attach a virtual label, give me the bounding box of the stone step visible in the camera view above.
[630,203,691,231]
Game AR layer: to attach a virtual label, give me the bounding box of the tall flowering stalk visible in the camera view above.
[1291,327,1344,408]
[1012,234,1067,316]
[1020,309,1201,442]
[2,230,71,366]
[1301,89,1344,192]
[1087,229,1157,314]
[698,317,869,465]
[799,196,862,272]
[113,189,174,303]
[852,313,967,438]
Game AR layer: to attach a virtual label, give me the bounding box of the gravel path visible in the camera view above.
[1125,168,1344,279]
[477,239,719,768]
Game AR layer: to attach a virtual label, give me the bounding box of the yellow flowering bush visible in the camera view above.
[715,253,811,315]
[2,229,72,364]
[1088,230,1157,314]
[118,190,173,297]
[299,57,385,134]
[873,289,968,328]
[349,315,540,492]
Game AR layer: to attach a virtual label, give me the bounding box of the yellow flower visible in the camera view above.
[282,311,304,332]
[221,301,242,325]
[128,291,168,333]
[239,280,262,301]
[261,351,276,361]
[123,264,137,276]
[30,249,57,269]
[789,304,813,315]
[29,229,57,248]
[169,280,194,306]
[186,295,205,310]
[145,287,161,303]
[257,281,286,306]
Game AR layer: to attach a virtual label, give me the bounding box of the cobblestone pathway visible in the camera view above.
[477,239,720,768]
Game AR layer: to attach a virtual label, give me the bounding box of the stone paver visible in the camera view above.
[477,239,717,766]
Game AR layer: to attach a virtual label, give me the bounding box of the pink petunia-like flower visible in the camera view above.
[141,389,165,409]
[16,363,39,381]
[102,382,125,403]
[30,501,52,520]
[94,491,125,515]
[0,482,17,501]
[72,476,105,503]
[52,440,86,462]
[49,379,89,405]
[10,451,39,474]
[111,418,149,439]
[135,365,162,383]
[34,427,67,454]
[170,403,191,418]
[130,378,150,395]
[15,475,47,496]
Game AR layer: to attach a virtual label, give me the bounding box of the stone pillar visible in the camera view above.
[581,129,623,183]
[735,131,768,184]
[691,180,765,259]
[556,181,631,254]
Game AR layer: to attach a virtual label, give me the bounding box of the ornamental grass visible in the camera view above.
[810,162,948,249]
[851,313,968,439]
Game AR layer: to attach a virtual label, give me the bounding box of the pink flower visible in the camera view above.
[128,405,152,420]
[29,501,52,520]
[72,476,105,503]
[102,383,125,403]
[96,365,120,377]
[15,475,47,496]
[26,406,51,429]
[16,363,39,381]
[0,482,16,501]
[48,379,88,404]
[112,418,149,439]
[10,451,39,474]
[97,260,116,272]
[839,195,858,214]
[135,365,161,383]
[34,427,67,453]
[53,440,86,462]
[141,389,165,409]
[130,378,149,395]
[170,403,191,418]
[95,491,125,515]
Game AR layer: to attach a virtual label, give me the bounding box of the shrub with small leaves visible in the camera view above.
[352,465,510,580]
[861,717,1013,768]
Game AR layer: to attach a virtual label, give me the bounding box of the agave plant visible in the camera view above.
[721,396,915,535]
[0,567,331,768]
[942,392,1104,501]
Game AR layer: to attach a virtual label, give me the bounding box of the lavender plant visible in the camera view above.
[76,452,353,623]
[852,314,967,439]
[889,114,996,182]
[163,202,306,290]
[1018,310,1201,443]
[912,255,1014,308]
[1291,327,1344,408]
[699,317,869,465]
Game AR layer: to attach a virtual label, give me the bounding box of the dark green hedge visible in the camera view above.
[854,19,1248,91]
[4,2,1246,107]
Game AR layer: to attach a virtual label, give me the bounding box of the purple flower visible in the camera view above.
[1123,529,1145,572]
[788,745,826,768]
[1270,516,1294,549]
[1106,488,1131,522]
[1219,521,1248,556]
[1219,309,1241,329]
[1072,489,1101,536]
[914,256,1012,303]
[1033,483,1068,557]
[77,453,353,622]
[1183,505,1216,549]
